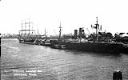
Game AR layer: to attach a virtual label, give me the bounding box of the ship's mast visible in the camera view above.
[19,21,35,36]
[25,21,27,35]
[29,21,30,35]
[20,22,23,36]
[91,17,100,42]
[95,17,99,41]
[44,28,47,36]
[58,22,62,41]
[32,22,33,34]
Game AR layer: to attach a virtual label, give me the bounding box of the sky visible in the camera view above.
[0,0,128,35]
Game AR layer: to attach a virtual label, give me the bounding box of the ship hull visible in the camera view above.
[63,42,124,54]
[18,38,36,44]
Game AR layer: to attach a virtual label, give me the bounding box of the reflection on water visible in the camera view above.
[1,39,128,80]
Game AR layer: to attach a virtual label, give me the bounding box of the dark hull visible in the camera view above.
[121,44,128,53]
[19,39,36,44]
[64,42,124,54]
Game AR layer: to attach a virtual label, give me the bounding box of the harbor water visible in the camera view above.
[1,39,128,80]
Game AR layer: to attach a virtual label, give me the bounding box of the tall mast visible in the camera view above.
[29,21,30,35]
[96,17,98,24]
[25,21,27,35]
[44,28,47,39]
[45,28,47,36]
[58,22,62,40]
[20,22,23,35]
[32,22,33,34]
[91,17,100,42]
[95,17,99,41]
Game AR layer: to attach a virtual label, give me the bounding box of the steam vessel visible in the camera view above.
[51,17,127,54]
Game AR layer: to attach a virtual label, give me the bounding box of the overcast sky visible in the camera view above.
[0,0,128,35]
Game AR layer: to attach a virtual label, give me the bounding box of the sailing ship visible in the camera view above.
[18,21,42,44]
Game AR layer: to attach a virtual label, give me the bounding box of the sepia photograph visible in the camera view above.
[0,0,128,80]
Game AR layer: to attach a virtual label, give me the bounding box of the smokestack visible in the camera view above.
[74,29,78,39]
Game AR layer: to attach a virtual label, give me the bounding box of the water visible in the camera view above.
[1,39,128,80]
